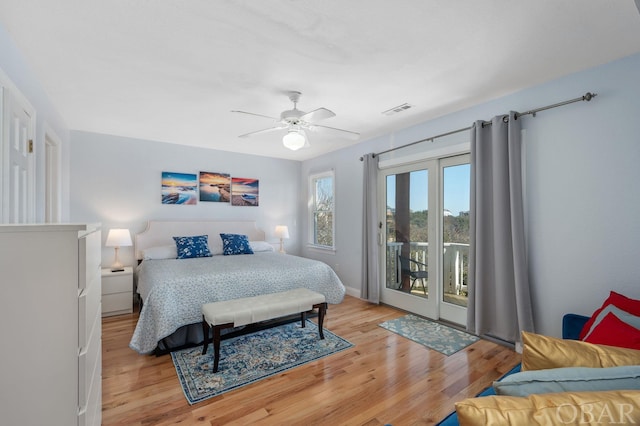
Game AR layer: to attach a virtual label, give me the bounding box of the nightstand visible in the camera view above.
[101,267,133,316]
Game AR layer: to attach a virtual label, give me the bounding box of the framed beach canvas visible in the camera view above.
[199,172,231,202]
[231,177,259,206]
[161,172,198,205]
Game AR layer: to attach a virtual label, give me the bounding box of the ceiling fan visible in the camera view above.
[232,91,360,151]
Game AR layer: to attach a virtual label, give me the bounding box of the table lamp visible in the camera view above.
[105,228,132,271]
[274,225,290,254]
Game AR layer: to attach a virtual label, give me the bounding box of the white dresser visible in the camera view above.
[0,224,102,426]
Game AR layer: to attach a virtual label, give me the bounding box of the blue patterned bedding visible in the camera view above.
[129,252,346,354]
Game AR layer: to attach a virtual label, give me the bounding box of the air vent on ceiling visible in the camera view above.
[382,103,414,116]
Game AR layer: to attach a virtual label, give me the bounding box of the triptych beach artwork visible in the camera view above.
[161,171,259,206]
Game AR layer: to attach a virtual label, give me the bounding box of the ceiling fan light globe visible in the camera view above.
[283,130,306,150]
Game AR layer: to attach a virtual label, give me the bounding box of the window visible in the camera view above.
[309,171,335,249]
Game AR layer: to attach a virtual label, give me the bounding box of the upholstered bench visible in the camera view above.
[201,288,327,372]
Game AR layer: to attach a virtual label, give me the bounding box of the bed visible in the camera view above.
[129,220,346,354]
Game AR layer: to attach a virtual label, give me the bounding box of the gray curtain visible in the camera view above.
[468,112,534,344]
[361,153,380,303]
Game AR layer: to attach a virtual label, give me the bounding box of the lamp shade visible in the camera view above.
[282,130,306,151]
[274,225,290,239]
[105,228,132,247]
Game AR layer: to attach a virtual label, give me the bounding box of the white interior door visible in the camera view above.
[1,84,36,224]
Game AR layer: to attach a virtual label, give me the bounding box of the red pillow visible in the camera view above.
[583,311,640,350]
[579,291,640,339]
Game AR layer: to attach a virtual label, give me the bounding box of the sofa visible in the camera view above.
[437,312,640,425]
[436,314,589,425]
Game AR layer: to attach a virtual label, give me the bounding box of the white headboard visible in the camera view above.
[135,220,266,260]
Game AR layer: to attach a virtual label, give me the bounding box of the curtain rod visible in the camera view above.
[361,92,596,160]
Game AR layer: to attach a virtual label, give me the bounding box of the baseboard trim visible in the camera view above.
[344,286,361,298]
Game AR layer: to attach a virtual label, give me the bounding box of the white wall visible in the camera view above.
[0,24,71,221]
[302,52,640,337]
[5,10,639,337]
[69,131,301,267]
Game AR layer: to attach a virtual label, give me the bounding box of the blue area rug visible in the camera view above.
[379,314,479,356]
[171,320,353,404]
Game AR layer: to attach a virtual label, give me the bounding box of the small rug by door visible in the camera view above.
[171,320,353,404]
[379,314,479,356]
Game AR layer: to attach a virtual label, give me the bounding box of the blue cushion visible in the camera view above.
[562,313,589,340]
[220,233,254,255]
[173,235,212,259]
[493,365,640,397]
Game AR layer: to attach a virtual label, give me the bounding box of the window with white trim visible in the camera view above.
[309,171,335,249]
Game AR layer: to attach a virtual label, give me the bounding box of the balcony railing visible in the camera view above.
[386,241,469,296]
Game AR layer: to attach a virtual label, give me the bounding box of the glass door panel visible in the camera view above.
[385,170,429,297]
[381,165,437,318]
[440,156,470,325]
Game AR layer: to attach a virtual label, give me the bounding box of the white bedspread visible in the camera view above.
[129,252,346,354]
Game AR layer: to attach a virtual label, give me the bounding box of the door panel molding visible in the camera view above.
[44,123,62,223]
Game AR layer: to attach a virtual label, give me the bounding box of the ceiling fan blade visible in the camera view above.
[238,125,286,138]
[231,110,278,120]
[300,107,335,123]
[301,129,310,148]
[308,124,360,140]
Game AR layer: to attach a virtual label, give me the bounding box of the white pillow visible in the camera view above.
[249,241,275,252]
[142,245,177,260]
[208,243,223,256]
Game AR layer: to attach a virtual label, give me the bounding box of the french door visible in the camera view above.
[380,154,470,325]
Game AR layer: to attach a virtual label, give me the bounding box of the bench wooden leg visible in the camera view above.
[202,319,234,373]
[211,322,233,373]
[201,316,210,355]
[314,302,327,340]
[300,311,306,327]
[213,326,221,373]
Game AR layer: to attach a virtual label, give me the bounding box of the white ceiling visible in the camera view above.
[1,1,640,161]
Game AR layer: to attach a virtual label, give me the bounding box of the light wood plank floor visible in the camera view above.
[102,295,520,425]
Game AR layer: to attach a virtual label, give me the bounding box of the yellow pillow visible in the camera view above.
[521,331,640,371]
[455,390,640,426]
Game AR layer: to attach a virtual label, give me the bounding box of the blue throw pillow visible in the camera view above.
[220,233,254,255]
[173,235,212,259]
[493,365,640,397]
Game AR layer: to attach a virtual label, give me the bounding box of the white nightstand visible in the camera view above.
[101,267,133,317]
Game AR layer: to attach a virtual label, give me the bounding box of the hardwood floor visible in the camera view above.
[102,295,520,425]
